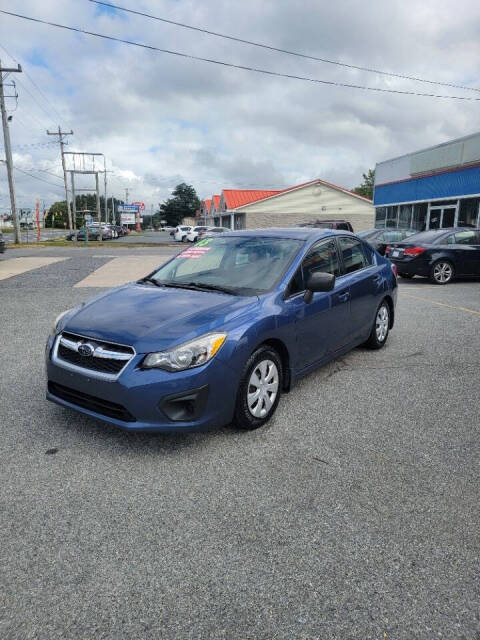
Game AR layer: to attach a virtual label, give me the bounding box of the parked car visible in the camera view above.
[46,228,397,433]
[89,223,113,240]
[358,228,418,255]
[386,227,480,284]
[76,225,112,241]
[186,226,210,243]
[0,230,5,253]
[173,225,193,242]
[76,226,100,241]
[105,224,119,238]
[199,227,229,239]
[298,219,354,232]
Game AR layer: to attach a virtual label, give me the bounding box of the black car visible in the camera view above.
[0,230,5,253]
[358,228,418,255]
[386,228,480,284]
[298,219,354,232]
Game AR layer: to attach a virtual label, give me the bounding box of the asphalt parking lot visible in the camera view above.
[0,247,479,640]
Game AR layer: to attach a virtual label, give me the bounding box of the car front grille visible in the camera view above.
[54,331,135,378]
[48,381,136,422]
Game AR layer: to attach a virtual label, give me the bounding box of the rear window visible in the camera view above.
[405,230,446,244]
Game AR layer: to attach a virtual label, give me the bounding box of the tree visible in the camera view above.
[353,168,375,200]
[159,183,200,226]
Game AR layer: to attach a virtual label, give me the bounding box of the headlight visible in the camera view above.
[142,332,227,372]
[50,309,72,337]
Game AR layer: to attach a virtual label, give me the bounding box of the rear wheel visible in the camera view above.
[430,260,454,285]
[233,346,282,430]
[398,272,414,279]
[364,300,390,349]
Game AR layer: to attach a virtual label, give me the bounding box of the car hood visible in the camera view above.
[63,282,259,353]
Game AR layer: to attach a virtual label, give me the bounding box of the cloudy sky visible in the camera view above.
[0,0,479,212]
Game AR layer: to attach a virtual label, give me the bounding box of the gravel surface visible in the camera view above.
[0,251,479,640]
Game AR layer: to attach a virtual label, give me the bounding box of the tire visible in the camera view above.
[233,346,283,430]
[182,236,187,242]
[398,272,414,279]
[430,260,454,285]
[364,300,390,349]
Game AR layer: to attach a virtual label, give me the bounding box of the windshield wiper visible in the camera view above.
[185,282,237,295]
[152,280,237,295]
[138,276,162,287]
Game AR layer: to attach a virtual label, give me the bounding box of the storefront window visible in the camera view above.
[386,206,398,228]
[398,205,412,228]
[458,198,480,228]
[375,207,386,228]
[411,203,427,230]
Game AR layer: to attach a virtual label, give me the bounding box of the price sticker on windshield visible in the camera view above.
[181,247,211,259]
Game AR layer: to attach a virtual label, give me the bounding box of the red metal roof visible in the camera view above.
[211,195,221,210]
[222,189,282,209]
[204,198,212,212]
[233,178,372,208]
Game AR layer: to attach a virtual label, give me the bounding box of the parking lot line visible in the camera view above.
[0,257,68,281]
[74,255,164,287]
[402,292,480,316]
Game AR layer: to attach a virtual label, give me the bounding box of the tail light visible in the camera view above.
[404,246,426,256]
[385,245,391,255]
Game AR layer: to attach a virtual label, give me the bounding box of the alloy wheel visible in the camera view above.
[433,262,453,283]
[247,359,279,418]
[375,304,389,343]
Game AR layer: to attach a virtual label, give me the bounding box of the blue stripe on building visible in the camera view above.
[374,165,480,206]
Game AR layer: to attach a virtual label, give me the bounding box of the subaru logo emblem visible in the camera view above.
[78,343,94,357]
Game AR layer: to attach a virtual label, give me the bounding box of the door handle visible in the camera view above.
[337,291,350,303]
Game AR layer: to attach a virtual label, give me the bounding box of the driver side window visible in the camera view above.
[289,238,340,295]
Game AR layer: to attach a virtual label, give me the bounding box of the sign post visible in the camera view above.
[35,199,40,243]
[118,204,140,231]
[132,202,144,233]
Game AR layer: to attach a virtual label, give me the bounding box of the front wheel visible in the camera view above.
[364,300,390,349]
[430,260,454,285]
[233,346,282,430]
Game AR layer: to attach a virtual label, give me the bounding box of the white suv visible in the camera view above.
[174,225,193,242]
[186,226,210,243]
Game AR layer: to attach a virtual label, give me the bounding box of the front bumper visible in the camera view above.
[45,336,239,432]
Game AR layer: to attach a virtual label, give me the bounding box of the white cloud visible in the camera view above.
[0,0,479,211]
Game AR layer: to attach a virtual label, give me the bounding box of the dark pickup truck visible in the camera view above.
[297,219,354,232]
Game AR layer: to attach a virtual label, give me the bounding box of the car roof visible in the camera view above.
[219,227,353,241]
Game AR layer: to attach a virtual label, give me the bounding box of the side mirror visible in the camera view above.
[303,272,335,303]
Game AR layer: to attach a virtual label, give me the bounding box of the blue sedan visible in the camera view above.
[46,229,397,432]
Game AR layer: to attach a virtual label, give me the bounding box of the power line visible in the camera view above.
[88,0,480,94]
[0,160,65,188]
[0,43,70,129]
[2,9,480,102]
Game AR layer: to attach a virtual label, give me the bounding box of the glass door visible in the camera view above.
[441,207,455,228]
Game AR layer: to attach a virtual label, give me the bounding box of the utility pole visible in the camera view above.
[125,187,129,204]
[47,126,74,230]
[95,171,102,243]
[0,58,22,244]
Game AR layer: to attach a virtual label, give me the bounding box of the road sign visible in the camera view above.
[117,204,139,213]
[132,201,145,211]
[120,213,136,224]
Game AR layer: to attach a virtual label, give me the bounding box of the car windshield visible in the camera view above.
[148,236,303,295]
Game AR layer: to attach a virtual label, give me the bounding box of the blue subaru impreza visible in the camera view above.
[46,228,397,432]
